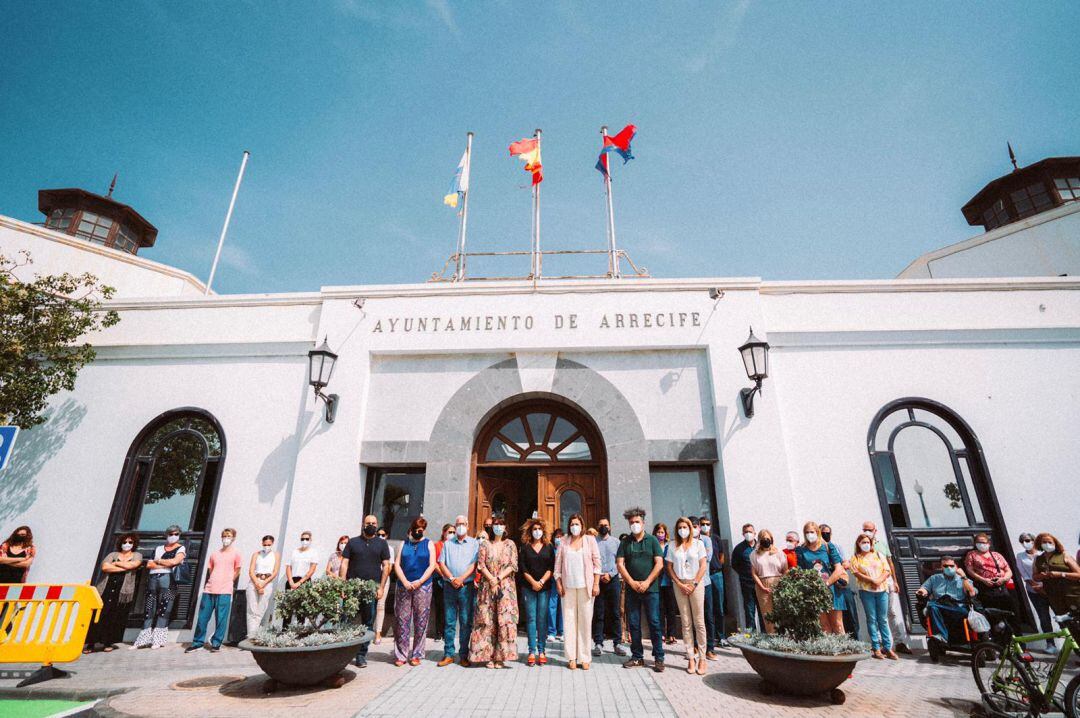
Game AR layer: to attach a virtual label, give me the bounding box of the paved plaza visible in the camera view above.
[0,636,1001,718]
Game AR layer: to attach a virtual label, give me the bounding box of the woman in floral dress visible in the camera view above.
[469,515,519,668]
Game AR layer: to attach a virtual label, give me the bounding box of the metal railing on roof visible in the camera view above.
[429,248,649,283]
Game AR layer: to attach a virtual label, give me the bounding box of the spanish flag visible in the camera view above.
[509,137,543,185]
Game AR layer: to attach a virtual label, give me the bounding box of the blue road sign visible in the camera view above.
[0,426,19,471]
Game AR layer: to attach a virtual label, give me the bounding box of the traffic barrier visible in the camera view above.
[0,583,102,687]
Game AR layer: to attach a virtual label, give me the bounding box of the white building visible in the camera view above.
[2,164,1078,640]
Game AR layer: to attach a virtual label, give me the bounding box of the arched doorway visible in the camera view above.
[471,399,607,534]
[94,409,226,629]
[867,398,1018,629]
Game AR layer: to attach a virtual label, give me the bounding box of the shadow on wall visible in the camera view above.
[0,398,87,523]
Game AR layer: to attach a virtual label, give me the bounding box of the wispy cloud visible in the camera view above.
[426,0,460,37]
[685,0,752,74]
[220,244,259,275]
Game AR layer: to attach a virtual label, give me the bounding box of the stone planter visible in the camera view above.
[239,631,373,688]
[734,641,871,704]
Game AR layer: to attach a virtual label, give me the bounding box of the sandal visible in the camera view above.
[485,661,496,669]
[103,646,115,653]
[686,659,695,674]
[527,653,535,666]
[696,660,707,676]
[538,654,548,665]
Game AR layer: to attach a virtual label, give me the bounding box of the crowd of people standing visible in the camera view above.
[2,515,1077,668]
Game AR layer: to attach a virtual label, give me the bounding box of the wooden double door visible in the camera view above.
[473,466,607,535]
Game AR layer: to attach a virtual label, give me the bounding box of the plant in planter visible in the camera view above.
[239,577,377,688]
[730,568,871,704]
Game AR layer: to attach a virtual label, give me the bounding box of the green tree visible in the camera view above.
[765,567,834,641]
[0,251,119,428]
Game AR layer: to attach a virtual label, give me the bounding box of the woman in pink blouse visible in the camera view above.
[750,529,789,634]
[553,513,601,670]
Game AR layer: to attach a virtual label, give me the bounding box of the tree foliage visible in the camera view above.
[274,577,378,633]
[0,251,119,428]
[765,567,834,641]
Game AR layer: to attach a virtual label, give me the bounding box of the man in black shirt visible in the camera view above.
[340,514,391,667]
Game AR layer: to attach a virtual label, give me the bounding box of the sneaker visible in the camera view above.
[1046,643,1058,655]
[184,645,202,653]
[653,659,665,673]
[354,658,368,668]
[894,642,912,655]
[614,644,628,657]
[208,645,220,653]
[438,656,455,667]
[538,654,548,665]
[556,635,564,641]
[622,658,644,669]
[591,646,602,657]
[718,639,731,649]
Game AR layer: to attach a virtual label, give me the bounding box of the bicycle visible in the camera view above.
[971,610,1079,717]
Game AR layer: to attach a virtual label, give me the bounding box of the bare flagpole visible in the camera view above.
[455,132,474,281]
[601,126,620,278]
[533,128,542,283]
[205,150,250,295]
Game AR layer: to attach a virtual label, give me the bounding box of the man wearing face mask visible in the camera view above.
[861,520,911,654]
[187,528,242,653]
[437,515,478,667]
[340,515,391,667]
[916,556,977,644]
[698,516,728,653]
[730,523,761,632]
[962,533,1019,622]
[616,507,665,672]
[783,532,800,569]
[592,517,627,657]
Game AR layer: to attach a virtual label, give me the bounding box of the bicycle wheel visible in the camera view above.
[972,642,1029,706]
[1065,672,1080,718]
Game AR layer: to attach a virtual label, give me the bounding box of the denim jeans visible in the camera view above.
[625,589,664,661]
[443,583,475,659]
[548,590,563,637]
[708,571,725,644]
[859,590,892,651]
[926,599,968,643]
[191,593,232,648]
[592,575,622,646]
[739,580,759,631]
[523,586,550,655]
[355,597,377,663]
[142,573,175,630]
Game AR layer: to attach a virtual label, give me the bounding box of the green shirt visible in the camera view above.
[617,533,663,592]
[874,539,891,558]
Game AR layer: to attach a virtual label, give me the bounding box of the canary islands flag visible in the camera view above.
[509,137,543,185]
[443,150,470,208]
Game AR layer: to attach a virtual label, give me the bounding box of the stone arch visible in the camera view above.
[424,356,649,528]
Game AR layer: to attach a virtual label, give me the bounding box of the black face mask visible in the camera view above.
[821,531,832,542]
[411,530,423,540]
[598,526,610,536]
[760,538,773,549]
[363,525,377,537]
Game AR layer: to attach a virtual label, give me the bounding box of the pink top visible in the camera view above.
[204,548,242,594]
[554,534,601,588]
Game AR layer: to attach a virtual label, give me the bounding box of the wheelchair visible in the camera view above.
[916,593,1013,663]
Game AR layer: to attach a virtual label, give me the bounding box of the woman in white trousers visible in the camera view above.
[246,535,280,635]
[554,514,601,670]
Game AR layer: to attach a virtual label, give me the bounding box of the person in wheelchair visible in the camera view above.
[916,556,978,645]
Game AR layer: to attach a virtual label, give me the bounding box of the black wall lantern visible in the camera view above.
[307,337,339,423]
[738,326,769,418]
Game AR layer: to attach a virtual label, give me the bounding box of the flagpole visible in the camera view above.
[205,150,250,295]
[601,126,620,278]
[455,131,473,281]
[533,128,542,282]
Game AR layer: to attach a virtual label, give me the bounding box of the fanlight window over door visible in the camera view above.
[481,407,597,463]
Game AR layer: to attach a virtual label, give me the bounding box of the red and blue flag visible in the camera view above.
[595,124,637,178]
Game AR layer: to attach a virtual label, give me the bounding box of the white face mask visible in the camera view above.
[338,542,347,551]
[678,527,690,539]
[570,524,582,537]
[165,535,180,545]
[532,528,543,540]
[786,540,797,550]
[261,545,273,554]
[222,537,233,547]
[300,539,310,548]
[1021,541,1034,550]
[1041,542,1056,553]
[630,523,643,535]
[700,525,711,535]
[859,543,871,553]
[121,542,134,551]
[744,532,756,543]
[692,527,700,538]
[455,525,468,537]
[975,542,990,553]
[805,532,818,543]
[492,525,505,537]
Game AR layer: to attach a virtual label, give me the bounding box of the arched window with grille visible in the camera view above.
[96,409,226,629]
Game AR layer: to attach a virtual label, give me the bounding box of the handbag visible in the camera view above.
[171,560,192,585]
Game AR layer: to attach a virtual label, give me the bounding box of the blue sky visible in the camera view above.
[2,2,1078,294]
